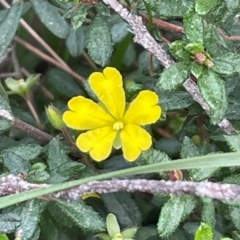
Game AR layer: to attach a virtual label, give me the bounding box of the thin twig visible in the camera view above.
[1,175,240,203]
[139,13,185,33]
[218,27,240,41]
[102,0,236,134]
[0,0,69,70]
[82,50,98,70]
[14,37,85,83]
[24,96,44,130]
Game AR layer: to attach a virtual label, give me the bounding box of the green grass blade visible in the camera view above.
[1,152,240,209]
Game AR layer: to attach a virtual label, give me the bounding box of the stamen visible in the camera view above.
[113,121,124,130]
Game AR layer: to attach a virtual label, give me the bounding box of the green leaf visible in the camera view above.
[144,0,194,18]
[138,50,161,74]
[125,83,144,102]
[190,62,204,78]
[0,94,12,134]
[185,42,204,54]
[189,166,219,181]
[224,134,240,151]
[213,53,240,75]
[212,59,234,75]
[0,2,30,24]
[158,195,197,237]
[0,2,22,57]
[201,198,215,228]
[198,70,227,124]
[0,234,9,240]
[31,0,69,39]
[180,137,200,158]
[40,211,65,240]
[95,3,111,17]
[4,199,45,240]
[82,79,98,101]
[101,193,142,228]
[45,138,74,170]
[121,227,138,239]
[157,63,190,91]
[1,144,42,175]
[45,137,85,184]
[203,25,232,57]
[95,233,111,240]
[194,223,213,240]
[55,199,105,232]
[229,206,240,231]
[0,213,20,234]
[111,33,134,69]
[226,102,240,120]
[106,213,121,238]
[48,161,85,184]
[155,139,182,157]
[87,15,113,66]
[135,226,159,240]
[195,0,219,15]
[139,148,171,165]
[47,68,85,97]
[2,152,240,209]
[66,26,85,57]
[209,0,240,23]
[157,90,194,111]
[27,162,50,183]
[170,40,192,62]
[111,21,129,44]
[120,41,136,68]
[181,137,218,181]
[71,5,89,30]
[184,10,204,44]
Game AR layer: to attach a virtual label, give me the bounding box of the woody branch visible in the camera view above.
[0,174,239,202]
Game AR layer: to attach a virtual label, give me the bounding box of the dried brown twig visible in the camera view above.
[1,174,240,203]
[102,0,236,134]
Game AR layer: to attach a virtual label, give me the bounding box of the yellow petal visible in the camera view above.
[63,96,114,130]
[123,90,161,125]
[89,67,125,119]
[76,127,117,161]
[120,124,152,161]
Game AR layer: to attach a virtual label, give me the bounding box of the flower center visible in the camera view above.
[113,121,124,131]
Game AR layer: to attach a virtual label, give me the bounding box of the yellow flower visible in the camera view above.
[63,67,161,162]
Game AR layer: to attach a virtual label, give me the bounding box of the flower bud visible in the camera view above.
[5,74,40,97]
[45,105,65,130]
[169,169,183,181]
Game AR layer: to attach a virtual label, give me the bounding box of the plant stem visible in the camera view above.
[13,118,53,143]
[24,96,43,130]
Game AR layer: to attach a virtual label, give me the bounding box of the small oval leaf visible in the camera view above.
[158,195,197,237]
[195,0,219,15]
[31,0,69,39]
[157,63,190,91]
[87,15,113,66]
[66,26,85,57]
[184,10,204,44]
[198,70,228,124]
[212,59,234,75]
[0,2,22,57]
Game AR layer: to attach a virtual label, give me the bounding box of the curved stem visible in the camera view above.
[24,95,43,130]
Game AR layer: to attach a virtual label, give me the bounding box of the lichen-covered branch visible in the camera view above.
[1,174,240,203]
[102,0,236,134]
